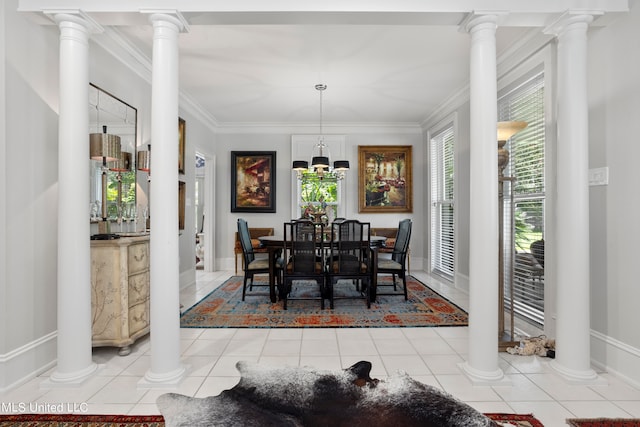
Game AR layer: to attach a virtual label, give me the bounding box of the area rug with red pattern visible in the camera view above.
[180,275,468,328]
[0,413,544,426]
[567,419,640,427]
[0,414,164,426]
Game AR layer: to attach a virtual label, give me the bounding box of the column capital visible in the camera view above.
[544,11,601,37]
[141,10,189,33]
[460,12,502,33]
[45,10,103,33]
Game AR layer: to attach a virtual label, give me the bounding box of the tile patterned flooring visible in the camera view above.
[2,270,640,427]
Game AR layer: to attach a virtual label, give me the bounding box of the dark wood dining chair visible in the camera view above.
[376,218,412,300]
[326,219,372,308]
[237,218,281,301]
[282,219,327,309]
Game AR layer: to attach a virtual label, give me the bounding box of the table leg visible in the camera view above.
[267,247,277,303]
[370,247,378,302]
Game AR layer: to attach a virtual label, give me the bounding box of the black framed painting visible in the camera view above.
[231,151,276,213]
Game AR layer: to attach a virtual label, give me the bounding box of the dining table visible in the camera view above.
[258,234,387,303]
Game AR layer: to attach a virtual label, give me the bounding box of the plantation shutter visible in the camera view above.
[430,125,455,280]
[498,71,545,327]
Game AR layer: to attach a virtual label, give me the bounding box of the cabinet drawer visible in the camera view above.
[128,243,149,275]
[128,271,150,307]
[129,299,149,335]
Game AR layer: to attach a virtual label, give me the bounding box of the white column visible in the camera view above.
[460,14,505,384]
[548,14,600,383]
[141,13,186,387]
[46,13,98,386]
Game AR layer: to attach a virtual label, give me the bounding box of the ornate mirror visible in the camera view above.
[89,84,137,232]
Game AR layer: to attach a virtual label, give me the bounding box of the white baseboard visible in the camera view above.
[455,272,470,293]
[591,329,640,389]
[218,256,242,273]
[180,269,196,290]
[0,332,57,392]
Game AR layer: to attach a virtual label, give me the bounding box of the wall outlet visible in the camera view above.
[588,167,609,186]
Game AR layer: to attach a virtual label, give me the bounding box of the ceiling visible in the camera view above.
[115,23,531,127]
[18,1,629,126]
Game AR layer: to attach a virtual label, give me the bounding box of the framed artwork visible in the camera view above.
[231,151,276,213]
[358,145,413,213]
[178,117,186,174]
[178,181,186,230]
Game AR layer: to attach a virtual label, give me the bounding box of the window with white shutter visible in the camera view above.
[498,71,545,328]
[430,124,455,280]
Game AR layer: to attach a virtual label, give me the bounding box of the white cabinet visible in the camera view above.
[90,235,150,355]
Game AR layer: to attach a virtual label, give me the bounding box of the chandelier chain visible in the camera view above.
[316,84,326,138]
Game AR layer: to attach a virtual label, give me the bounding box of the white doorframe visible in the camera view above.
[203,154,215,271]
[204,156,216,272]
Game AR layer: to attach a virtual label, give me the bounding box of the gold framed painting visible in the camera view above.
[178,117,186,174]
[178,181,185,230]
[358,145,412,213]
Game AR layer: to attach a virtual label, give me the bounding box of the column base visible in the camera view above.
[41,363,102,388]
[549,360,607,385]
[459,362,510,385]
[139,364,188,389]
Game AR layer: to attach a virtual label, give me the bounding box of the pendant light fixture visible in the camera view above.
[292,84,349,180]
[90,125,121,225]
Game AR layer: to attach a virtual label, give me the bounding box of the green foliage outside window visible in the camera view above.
[299,171,339,219]
[106,171,136,218]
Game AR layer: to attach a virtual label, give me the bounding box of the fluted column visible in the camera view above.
[141,12,186,387]
[460,14,505,384]
[548,13,600,383]
[47,13,99,386]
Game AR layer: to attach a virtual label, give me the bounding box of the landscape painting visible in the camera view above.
[358,145,412,213]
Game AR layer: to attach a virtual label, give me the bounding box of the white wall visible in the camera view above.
[587,0,640,386]
[420,2,640,386]
[4,0,640,391]
[176,108,216,286]
[213,129,424,271]
[1,0,60,390]
[0,2,216,389]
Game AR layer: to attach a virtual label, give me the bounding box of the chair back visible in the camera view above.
[237,218,255,264]
[392,219,412,264]
[530,239,544,268]
[284,219,325,274]
[329,220,370,274]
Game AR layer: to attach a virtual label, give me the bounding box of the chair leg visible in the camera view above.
[242,276,248,301]
[277,276,287,300]
[402,274,408,300]
[365,278,371,308]
[280,280,289,310]
[328,279,334,309]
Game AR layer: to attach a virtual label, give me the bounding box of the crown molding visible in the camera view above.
[92,26,219,132]
[213,122,422,135]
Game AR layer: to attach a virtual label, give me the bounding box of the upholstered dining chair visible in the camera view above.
[376,218,412,300]
[326,219,372,309]
[282,219,327,309]
[237,218,281,301]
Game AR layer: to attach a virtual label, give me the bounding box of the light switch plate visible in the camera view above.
[589,167,609,186]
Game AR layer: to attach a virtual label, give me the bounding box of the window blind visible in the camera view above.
[430,125,455,280]
[498,71,545,328]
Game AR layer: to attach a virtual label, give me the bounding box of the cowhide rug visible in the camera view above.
[157,360,497,427]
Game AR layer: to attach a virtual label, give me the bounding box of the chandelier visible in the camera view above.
[292,84,349,180]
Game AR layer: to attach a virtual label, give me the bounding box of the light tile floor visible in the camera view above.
[2,270,640,427]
